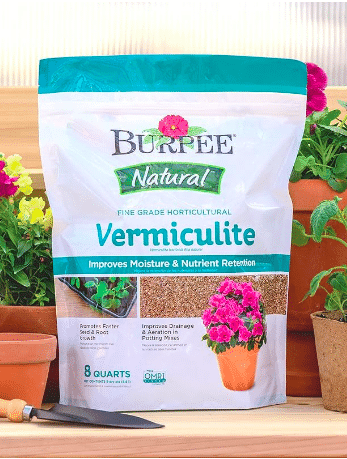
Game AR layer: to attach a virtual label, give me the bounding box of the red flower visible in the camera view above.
[306,63,328,116]
[158,115,188,139]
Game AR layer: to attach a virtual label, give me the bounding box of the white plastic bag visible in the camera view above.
[39,55,306,410]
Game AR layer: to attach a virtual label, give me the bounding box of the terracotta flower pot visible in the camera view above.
[0,305,59,403]
[216,346,259,391]
[0,333,57,408]
[311,311,347,412]
[287,180,347,397]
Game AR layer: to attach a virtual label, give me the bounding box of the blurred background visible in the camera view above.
[0,1,346,87]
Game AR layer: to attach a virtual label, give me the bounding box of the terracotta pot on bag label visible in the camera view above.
[0,333,57,408]
[216,346,259,391]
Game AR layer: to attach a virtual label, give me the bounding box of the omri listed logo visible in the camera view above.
[143,370,166,385]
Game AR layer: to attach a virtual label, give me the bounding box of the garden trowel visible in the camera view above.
[0,398,164,429]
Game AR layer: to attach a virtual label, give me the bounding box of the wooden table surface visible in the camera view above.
[1,397,347,458]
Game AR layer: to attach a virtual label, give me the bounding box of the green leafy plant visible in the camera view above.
[292,196,347,321]
[290,101,347,192]
[84,277,132,309]
[0,153,54,306]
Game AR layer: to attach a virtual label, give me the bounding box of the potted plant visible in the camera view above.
[0,152,57,402]
[292,196,347,411]
[201,278,266,391]
[287,62,347,397]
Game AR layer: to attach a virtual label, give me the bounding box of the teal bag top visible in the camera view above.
[39,54,307,95]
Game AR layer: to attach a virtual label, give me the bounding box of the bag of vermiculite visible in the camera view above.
[38,55,306,410]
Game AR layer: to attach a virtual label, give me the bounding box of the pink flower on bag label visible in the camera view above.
[209,294,226,308]
[158,115,188,139]
[216,325,233,343]
[252,322,264,336]
[201,308,214,327]
[238,326,252,342]
[218,278,234,295]
[214,305,231,323]
[208,326,219,341]
[228,316,243,333]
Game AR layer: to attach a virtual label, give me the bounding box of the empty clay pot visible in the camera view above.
[0,333,57,408]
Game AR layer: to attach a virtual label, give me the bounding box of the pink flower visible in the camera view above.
[214,305,231,323]
[208,326,219,341]
[158,115,188,139]
[209,294,227,308]
[238,326,252,342]
[0,161,18,198]
[228,316,243,333]
[216,325,233,343]
[202,309,214,327]
[252,322,264,337]
[218,278,234,295]
[306,63,328,116]
[242,290,259,308]
[227,299,243,316]
[307,63,328,90]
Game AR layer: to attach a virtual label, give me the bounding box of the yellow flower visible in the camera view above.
[43,207,53,230]
[4,154,25,176]
[18,197,46,225]
[14,173,33,196]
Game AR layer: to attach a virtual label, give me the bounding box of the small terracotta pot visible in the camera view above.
[0,333,57,408]
[0,305,59,403]
[216,346,259,391]
[311,311,347,412]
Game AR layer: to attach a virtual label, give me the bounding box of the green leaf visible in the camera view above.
[333,153,347,175]
[116,289,129,298]
[143,134,158,144]
[293,156,309,172]
[143,128,162,135]
[303,268,334,300]
[0,235,7,253]
[155,136,171,148]
[327,178,347,192]
[84,281,96,288]
[101,298,121,309]
[310,198,341,242]
[10,271,30,287]
[17,239,32,258]
[319,125,347,137]
[329,272,347,293]
[291,220,310,246]
[187,126,207,136]
[319,109,341,125]
[325,290,342,311]
[289,167,302,183]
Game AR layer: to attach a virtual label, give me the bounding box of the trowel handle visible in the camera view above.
[0,398,27,422]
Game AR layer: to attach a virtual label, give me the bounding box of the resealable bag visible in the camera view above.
[38,55,307,411]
